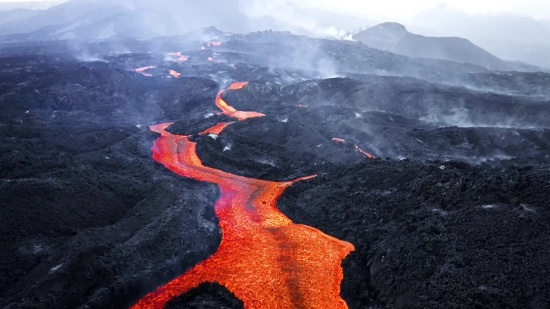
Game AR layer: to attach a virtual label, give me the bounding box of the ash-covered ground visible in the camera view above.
[1,28,550,308]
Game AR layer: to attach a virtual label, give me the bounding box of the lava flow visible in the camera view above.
[167,52,189,61]
[207,41,223,47]
[131,83,355,309]
[355,144,376,159]
[169,70,181,78]
[215,82,264,120]
[333,138,375,159]
[134,66,156,73]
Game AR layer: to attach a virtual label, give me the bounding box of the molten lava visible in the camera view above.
[169,70,181,78]
[131,83,355,309]
[134,66,156,73]
[167,52,189,61]
[334,138,375,158]
[207,41,223,47]
[227,82,249,90]
[201,122,233,135]
[215,82,264,121]
[355,144,376,159]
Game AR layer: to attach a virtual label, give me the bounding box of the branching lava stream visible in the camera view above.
[131,83,355,309]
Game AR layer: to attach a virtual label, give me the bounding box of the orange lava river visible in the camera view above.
[131,82,355,309]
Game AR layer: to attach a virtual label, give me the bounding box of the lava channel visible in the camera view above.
[169,70,181,78]
[134,66,156,73]
[215,82,264,120]
[131,83,355,309]
[333,138,375,159]
[355,144,375,159]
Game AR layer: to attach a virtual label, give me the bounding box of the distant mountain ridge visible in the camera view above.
[353,22,541,72]
[0,0,372,43]
[0,0,250,41]
[0,9,41,26]
[0,1,64,11]
[409,5,550,68]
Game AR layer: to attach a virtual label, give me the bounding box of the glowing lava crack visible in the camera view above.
[131,83,355,309]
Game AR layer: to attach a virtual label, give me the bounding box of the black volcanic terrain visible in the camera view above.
[1,25,550,309]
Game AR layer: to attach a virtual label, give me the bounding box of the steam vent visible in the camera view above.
[2,3,550,309]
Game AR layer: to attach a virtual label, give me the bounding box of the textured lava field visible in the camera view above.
[1,28,550,309]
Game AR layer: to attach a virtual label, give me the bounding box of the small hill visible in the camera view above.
[353,22,539,72]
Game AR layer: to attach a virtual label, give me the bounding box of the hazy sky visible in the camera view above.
[295,0,550,21]
[1,0,549,20]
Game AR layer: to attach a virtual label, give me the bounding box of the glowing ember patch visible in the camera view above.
[208,57,215,61]
[230,64,237,70]
[210,41,223,46]
[131,122,354,309]
[134,66,155,72]
[169,70,181,78]
[355,144,376,159]
[168,52,189,61]
[333,138,346,143]
[228,82,249,90]
[227,111,265,120]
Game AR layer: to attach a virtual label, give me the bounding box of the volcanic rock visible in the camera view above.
[1,26,550,309]
[167,114,237,136]
[165,282,244,309]
[196,115,366,180]
[279,159,550,308]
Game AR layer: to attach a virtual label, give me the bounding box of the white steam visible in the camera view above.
[239,0,352,40]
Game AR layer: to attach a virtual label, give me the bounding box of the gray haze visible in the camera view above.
[0,0,373,40]
[0,0,548,68]
[407,4,550,68]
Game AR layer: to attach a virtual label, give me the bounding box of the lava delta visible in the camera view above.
[1,26,550,309]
